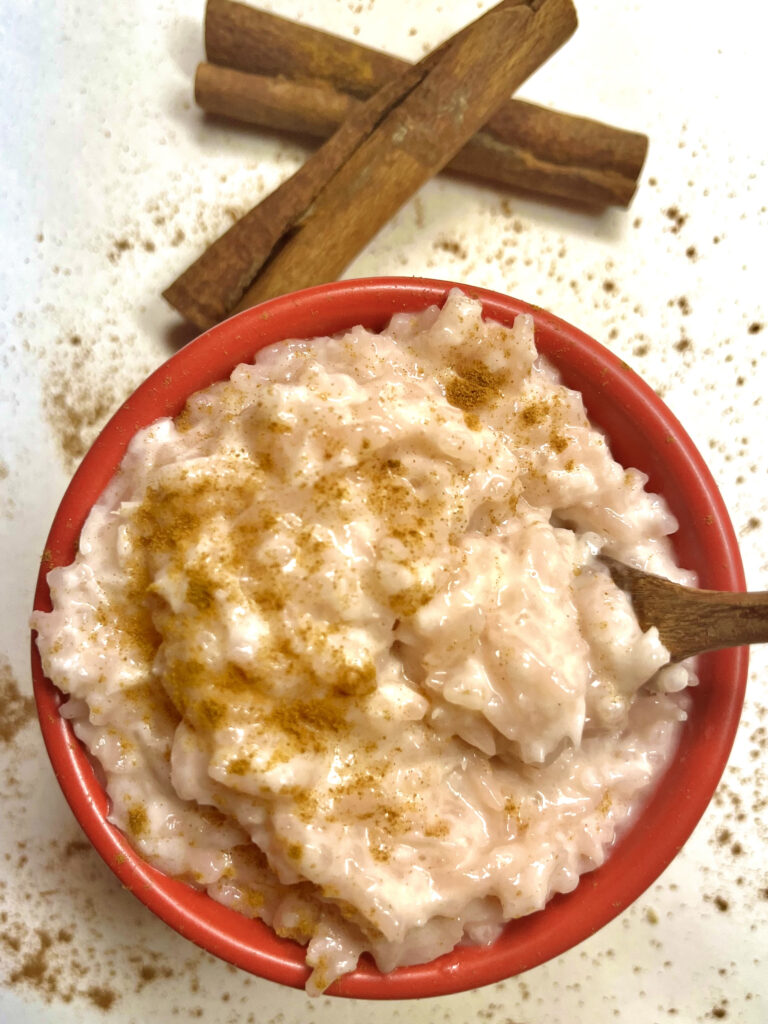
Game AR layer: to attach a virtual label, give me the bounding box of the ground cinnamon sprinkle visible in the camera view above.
[0,821,208,1011]
[549,430,569,454]
[369,842,391,862]
[185,572,215,611]
[265,698,351,754]
[198,696,227,727]
[127,805,149,837]
[445,362,502,411]
[9,929,56,994]
[86,985,118,1010]
[226,756,250,775]
[389,583,436,617]
[40,335,127,471]
[0,655,35,745]
[519,399,550,426]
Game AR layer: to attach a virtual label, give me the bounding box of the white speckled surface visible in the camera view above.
[1,1,766,1020]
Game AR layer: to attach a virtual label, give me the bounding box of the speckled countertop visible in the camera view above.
[1,1,766,1021]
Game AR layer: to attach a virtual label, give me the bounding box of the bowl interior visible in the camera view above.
[31,277,747,999]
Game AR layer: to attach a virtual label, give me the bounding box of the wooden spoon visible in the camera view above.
[600,555,768,661]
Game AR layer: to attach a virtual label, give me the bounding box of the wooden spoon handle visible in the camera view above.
[601,556,768,661]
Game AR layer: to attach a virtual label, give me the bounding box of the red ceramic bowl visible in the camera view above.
[31,277,747,999]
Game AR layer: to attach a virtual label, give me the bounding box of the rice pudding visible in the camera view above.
[32,290,696,992]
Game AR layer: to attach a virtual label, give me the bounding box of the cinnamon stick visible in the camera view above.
[164,22,461,329]
[196,63,647,208]
[205,0,398,100]
[165,0,577,329]
[196,64,355,139]
[203,0,647,208]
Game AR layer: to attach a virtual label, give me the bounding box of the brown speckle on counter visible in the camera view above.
[135,962,175,991]
[43,367,118,468]
[0,655,35,745]
[8,930,58,998]
[37,313,155,470]
[434,237,468,259]
[86,985,118,1010]
[107,238,132,263]
[664,206,688,233]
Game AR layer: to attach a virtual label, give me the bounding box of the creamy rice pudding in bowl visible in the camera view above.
[31,278,747,998]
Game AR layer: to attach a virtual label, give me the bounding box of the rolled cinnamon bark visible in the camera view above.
[195,62,648,208]
[196,64,356,139]
[202,0,648,208]
[165,0,578,328]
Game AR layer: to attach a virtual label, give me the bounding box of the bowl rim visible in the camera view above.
[31,276,748,999]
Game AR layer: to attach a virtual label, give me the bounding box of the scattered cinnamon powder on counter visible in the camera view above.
[86,985,118,1010]
[664,206,687,233]
[63,838,92,858]
[8,929,57,996]
[107,237,133,264]
[0,655,35,745]
[434,238,468,259]
[42,355,121,469]
[135,961,175,991]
